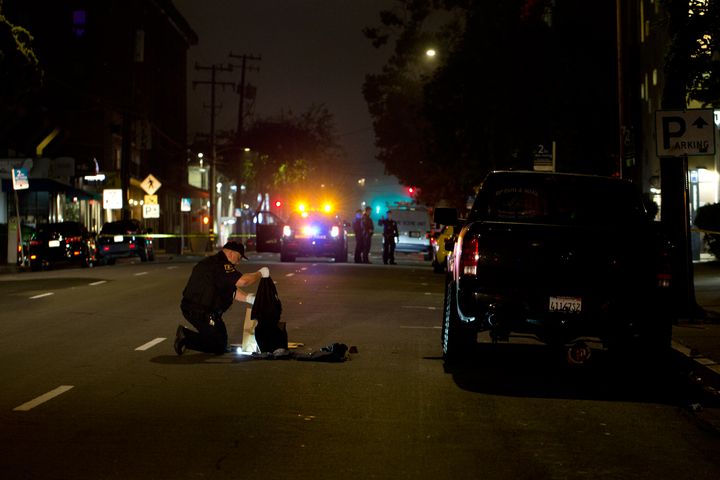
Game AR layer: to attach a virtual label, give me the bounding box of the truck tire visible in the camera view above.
[442,281,475,361]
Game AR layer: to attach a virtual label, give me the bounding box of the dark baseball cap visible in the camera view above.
[222,241,248,260]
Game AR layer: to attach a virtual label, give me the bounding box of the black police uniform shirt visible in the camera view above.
[381,219,398,238]
[182,251,242,314]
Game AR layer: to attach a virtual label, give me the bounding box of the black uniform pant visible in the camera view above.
[362,233,372,263]
[354,232,365,263]
[180,306,228,354]
[382,236,396,264]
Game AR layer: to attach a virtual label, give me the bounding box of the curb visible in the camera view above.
[671,340,720,399]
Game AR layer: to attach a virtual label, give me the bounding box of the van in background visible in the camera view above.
[385,207,432,260]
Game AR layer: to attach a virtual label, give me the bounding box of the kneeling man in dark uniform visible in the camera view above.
[174,241,270,355]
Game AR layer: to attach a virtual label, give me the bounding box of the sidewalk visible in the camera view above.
[672,261,720,398]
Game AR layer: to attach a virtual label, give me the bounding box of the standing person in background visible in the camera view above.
[352,209,364,263]
[379,210,399,265]
[361,206,374,264]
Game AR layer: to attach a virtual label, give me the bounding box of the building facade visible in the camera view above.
[0,0,200,263]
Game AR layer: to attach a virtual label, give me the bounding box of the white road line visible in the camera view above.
[13,385,74,411]
[135,337,166,351]
[89,280,107,286]
[286,273,295,277]
[401,306,439,310]
[134,272,149,276]
[29,292,54,299]
[301,267,308,271]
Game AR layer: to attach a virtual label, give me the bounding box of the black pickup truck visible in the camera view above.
[435,171,674,362]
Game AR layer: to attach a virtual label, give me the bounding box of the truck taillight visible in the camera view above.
[657,273,671,288]
[460,237,479,275]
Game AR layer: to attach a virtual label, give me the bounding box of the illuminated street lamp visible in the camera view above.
[425,48,437,58]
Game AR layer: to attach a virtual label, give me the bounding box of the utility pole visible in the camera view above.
[228,53,261,142]
[193,63,234,246]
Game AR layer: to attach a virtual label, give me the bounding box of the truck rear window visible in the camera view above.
[471,173,647,226]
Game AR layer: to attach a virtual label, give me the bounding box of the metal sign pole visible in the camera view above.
[14,188,23,266]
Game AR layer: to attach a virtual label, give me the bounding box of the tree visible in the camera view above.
[661,0,720,108]
[364,0,619,210]
[239,104,346,205]
[0,0,43,153]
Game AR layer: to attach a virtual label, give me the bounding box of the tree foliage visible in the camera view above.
[694,202,720,258]
[239,104,345,201]
[363,0,619,209]
[0,0,43,152]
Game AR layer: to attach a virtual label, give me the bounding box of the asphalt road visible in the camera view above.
[1,254,719,479]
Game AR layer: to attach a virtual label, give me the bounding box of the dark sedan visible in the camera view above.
[28,221,96,271]
[96,219,154,264]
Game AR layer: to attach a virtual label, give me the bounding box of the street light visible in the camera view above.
[425,48,437,58]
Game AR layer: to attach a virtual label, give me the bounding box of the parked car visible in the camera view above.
[15,225,36,267]
[96,219,154,264]
[28,221,96,271]
[280,209,348,262]
[430,225,454,273]
[253,210,284,253]
[436,170,674,362]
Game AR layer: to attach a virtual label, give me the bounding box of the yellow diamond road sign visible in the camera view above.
[140,174,161,195]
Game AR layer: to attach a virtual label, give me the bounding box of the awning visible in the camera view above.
[1,178,101,200]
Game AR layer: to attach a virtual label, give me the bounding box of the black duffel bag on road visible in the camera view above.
[250,277,288,352]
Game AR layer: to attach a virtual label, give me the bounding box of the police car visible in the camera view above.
[279,203,348,262]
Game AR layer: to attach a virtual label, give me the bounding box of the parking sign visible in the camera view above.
[655,109,716,157]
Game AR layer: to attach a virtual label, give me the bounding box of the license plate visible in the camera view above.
[114,235,124,242]
[549,296,582,313]
[48,240,60,248]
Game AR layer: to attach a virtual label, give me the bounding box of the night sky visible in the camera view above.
[173,0,396,186]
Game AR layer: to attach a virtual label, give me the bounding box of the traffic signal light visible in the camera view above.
[274,200,282,208]
[407,186,415,195]
[202,215,210,225]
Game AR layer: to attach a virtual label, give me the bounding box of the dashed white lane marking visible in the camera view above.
[134,272,149,276]
[89,280,107,286]
[135,337,166,351]
[301,267,308,271]
[286,273,295,277]
[29,292,54,299]
[13,385,74,411]
[400,326,442,329]
[402,305,439,310]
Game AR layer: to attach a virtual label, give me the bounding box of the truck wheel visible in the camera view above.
[442,282,475,361]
